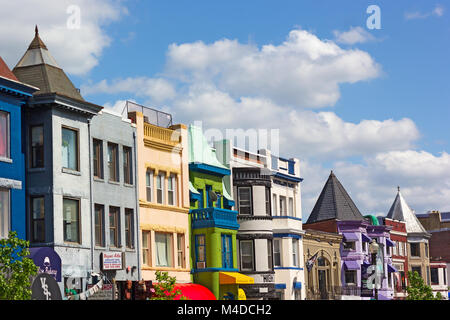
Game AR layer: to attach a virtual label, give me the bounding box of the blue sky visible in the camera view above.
[78,0,450,154]
[1,0,449,219]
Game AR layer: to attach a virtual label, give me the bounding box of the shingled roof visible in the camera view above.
[306,171,364,223]
[0,57,18,81]
[386,187,429,234]
[12,26,84,101]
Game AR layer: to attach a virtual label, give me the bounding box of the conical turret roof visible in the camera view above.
[306,171,365,223]
[386,187,428,234]
[12,26,84,101]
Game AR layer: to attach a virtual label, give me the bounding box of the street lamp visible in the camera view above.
[369,239,379,300]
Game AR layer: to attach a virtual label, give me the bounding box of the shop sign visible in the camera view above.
[361,263,373,297]
[101,252,123,270]
[87,284,113,300]
[31,273,62,300]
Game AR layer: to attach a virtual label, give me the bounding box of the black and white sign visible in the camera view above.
[31,273,62,300]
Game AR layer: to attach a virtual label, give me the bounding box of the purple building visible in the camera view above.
[305,171,394,300]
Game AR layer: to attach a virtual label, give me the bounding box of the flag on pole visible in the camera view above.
[306,252,319,271]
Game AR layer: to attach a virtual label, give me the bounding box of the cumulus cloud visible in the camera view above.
[333,26,376,45]
[165,29,381,108]
[405,4,445,20]
[0,0,126,75]
[81,77,176,103]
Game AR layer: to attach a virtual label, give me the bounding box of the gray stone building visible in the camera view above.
[13,28,103,296]
[90,108,141,295]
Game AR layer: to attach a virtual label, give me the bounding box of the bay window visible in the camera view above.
[62,127,78,171]
[63,198,80,243]
[155,232,172,267]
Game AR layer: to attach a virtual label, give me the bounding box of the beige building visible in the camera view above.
[127,102,191,283]
[387,188,431,285]
[303,229,342,300]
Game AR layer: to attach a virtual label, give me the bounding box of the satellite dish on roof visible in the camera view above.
[209,190,218,202]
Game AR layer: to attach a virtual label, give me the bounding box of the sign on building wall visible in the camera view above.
[101,252,124,270]
[31,273,62,300]
[29,247,62,282]
[87,284,113,300]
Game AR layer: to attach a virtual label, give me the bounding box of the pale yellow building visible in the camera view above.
[128,102,191,283]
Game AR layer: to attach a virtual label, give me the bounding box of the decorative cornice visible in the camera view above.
[139,200,189,213]
[140,223,186,234]
[144,138,182,153]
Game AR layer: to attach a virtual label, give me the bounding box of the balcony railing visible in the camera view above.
[143,122,180,145]
[190,207,239,230]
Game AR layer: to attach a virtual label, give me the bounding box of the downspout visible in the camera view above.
[88,118,94,276]
[133,130,141,281]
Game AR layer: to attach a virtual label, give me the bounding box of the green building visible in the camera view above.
[188,125,254,300]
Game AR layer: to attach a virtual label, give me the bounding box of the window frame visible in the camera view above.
[142,230,151,266]
[123,146,132,185]
[273,239,281,267]
[239,240,255,271]
[0,111,10,159]
[237,186,252,216]
[410,243,420,257]
[0,188,10,239]
[30,196,45,243]
[177,233,185,269]
[292,238,299,267]
[345,270,357,285]
[279,196,287,215]
[267,239,273,270]
[221,234,233,269]
[63,197,81,244]
[94,204,104,247]
[125,208,134,249]
[154,232,173,268]
[195,234,206,265]
[167,174,177,206]
[92,139,103,179]
[61,126,79,171]
[156,172,165,204]
[109,206,120,247]
[30,124,44,168]
[146,169,154,202]
[107,142,119,182]
[265,187,271,216]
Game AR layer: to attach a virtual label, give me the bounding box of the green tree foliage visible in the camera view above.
[406,271,443,300]
[151,271,188,300]
[0,231,38,300]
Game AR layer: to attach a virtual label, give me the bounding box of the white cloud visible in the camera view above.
[165,29,381,108]
[405,5,445,20]
[333,26,376,45]
[81,77,176,103]
[0,0,126,75]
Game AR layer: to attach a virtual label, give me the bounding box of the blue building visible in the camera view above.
[0,56,37,240]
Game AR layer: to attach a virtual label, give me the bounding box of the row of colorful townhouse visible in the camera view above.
[0,28,448,300]
[0,28,305,300]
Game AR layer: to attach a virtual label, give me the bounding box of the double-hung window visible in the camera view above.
[288,197,294,217]
[168,174,177,206]
[0,112,9,159]
[156,172,165,204]
[31,196,45,243]
[239,240,254,271]
[63,198,80,243]
[94,204,104,247]
[195,234,206,267]
[265,187,271,216]
[279,196,287,215]
[62,127,78,171]
[142,231,151,266]
[146,169,153,202]
[93,139,103,179]
[292,238,299,267]
[123,146,132,185]
[0,188,10,239]
[30,125,44,168]
[109,206,120,247]
[238,187,251,215]
[267,239,273,270]
[155,232,172,267]
[107,143,119,182]
[125,208,134,249]
[177,234,185,268]
[273,239,281,267]
[222,234,233,269]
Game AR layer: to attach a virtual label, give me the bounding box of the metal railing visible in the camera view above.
[123,101,172,128]
[306,286,343,300]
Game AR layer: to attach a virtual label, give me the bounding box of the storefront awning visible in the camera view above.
[173,283,216,300]
[343,260,360,270]
[293,282,302,289]
[386,239,395,247]
[387,264,398,273]
[219,272,255,285]
[342,232,359,241]
[361,234,372,242]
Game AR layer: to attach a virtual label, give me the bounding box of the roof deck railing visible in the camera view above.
[123,100,172,128]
